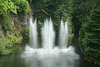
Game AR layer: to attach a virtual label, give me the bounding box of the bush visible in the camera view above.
[21,28,29,40]
[17,0,29,13]
[79,2,100,65]
[0,34,22,55]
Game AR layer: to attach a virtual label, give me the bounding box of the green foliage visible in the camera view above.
[0,33,22,55]
[17,0,29,13]
[0,25,2,30]
[0,13,12,31]
[72,0,95,35]
[79,1,100,65]
[0,31,4,38]
[32,0,49,21]
[54,0,73,21]
[32,0,73,21]
[84,56,93,63]
[31,0,74,37]
[6,35,16,46]
[0,0,17,15]
[37,20,43,29]
[3,21,12,31]
[21,28,29,40]
[0,0,29,15]
[0,0,29,32]
[0,0,29,55]
[0,44,21,55]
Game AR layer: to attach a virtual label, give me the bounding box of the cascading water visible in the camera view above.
[41,18,55,49]
[29,18,38,48]
[59,20,68,49]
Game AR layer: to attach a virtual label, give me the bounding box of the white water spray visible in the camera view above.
[59,20,68,48]
[41,18,55,49]
[21,17,79,67]
[21,17,79,59]
[29,18,38,48]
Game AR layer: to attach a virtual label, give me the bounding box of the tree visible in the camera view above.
[79,1,100,65]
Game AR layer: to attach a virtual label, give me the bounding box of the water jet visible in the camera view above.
[21,17,79,58]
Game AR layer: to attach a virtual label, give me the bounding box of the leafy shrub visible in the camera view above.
[0,34,22,55]
[0,0,29,32]
[0,31,4,38]
[3,21,12,31]
[21,28,29,40]
[18,0,29,13]
[79,2,100,65]
[14,30,21,37]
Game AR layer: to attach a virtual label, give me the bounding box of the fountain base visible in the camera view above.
[21,45,79,58]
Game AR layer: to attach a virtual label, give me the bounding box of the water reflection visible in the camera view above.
[22,54,79,67]
[0,51,99,67]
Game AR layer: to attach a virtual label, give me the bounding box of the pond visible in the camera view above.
[0,40,99,67]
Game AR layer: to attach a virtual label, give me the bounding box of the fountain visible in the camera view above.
[59,20,68,49]
[41,18,55,49]
[21,17,79,67]
[29,18,38,48]
[21,17,79,58]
